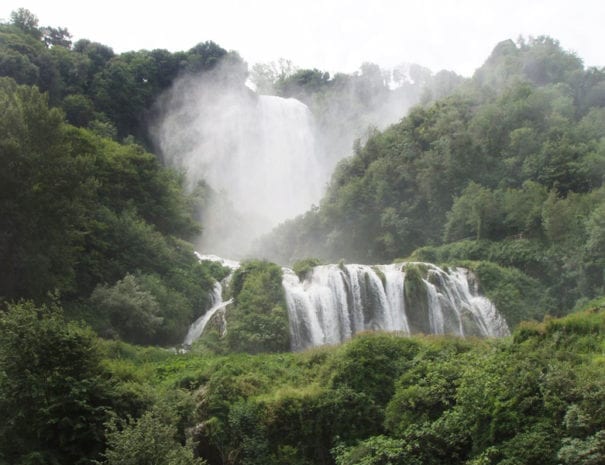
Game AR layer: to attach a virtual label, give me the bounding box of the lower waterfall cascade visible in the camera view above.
[282,262,510,351]
[184,257,510,350]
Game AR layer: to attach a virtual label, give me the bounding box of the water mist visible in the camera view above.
[154,62,327,258]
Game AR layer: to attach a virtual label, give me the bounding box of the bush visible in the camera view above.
[292,258,322,281]
[90,273,163,344]
[330,334,422,406]
[226,261,290,353]
[103,408,204,465]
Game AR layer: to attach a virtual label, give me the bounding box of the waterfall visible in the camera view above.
[253,96,325,221]
[185,255,509,350]
[282,262,510,351]
[157,80,327,257]
[194,252,240,271]
[183,282,233,346]
[182,254,239,347]
[377,264,410,333]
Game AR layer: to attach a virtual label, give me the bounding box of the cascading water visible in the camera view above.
[183,282,232,346]
[184,255,509,350]
[156,77,327,257]
[252,96,325,221]
[282,262,510,351]
[194,252,240,271]
[182,254,239,347]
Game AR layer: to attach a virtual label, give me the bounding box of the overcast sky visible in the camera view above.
[2,0,603,76]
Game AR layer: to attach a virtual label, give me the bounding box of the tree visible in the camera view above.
[249,59,296,94]
[585,200,605,265]
[558,431,605,465]
[226,261,290,353]
[332,435,406,465]
[502,181,548,237]
[0,77,94,300]
[10,8,40,38]
[444,182,501,241]
[41,26,72,48]
[73,39,115,75]
[63,93,95,126]
[0,301,115,464]
[184,41,227,74]
[276,68,331,100]
[521,36,583,86]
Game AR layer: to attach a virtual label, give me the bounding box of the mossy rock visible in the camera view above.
[292,258,322,281]
[371,266,387,287]
[403,271,430,334]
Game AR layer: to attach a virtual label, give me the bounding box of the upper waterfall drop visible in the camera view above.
[156,77,327,258]
[252,95,325,222]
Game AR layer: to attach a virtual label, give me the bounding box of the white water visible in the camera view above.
[380,264,410,333]
[183,282,233,346]
[184,256,509,350]
[157,81,326,257]
[252,96,325,221]
[182,254,239,347]
[282,262,510,351]
[194,252,240,271]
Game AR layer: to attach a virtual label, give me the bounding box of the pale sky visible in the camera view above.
[1,0,603,76]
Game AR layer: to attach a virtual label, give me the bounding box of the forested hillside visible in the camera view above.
[1,7,605,465]
[260,37,605,314]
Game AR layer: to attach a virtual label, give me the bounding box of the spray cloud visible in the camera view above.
[154,59,327,258]
[154,57,448,261]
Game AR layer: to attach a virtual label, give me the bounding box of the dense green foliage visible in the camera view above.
[102,408,204,465]
[3,299,604,465]
[0,69,222,345]
[0,301,214,464]
[260,37,605,315]
[226,261,290,353]
[292,257,323,280]
[0,301,116,464]
[76,299,604,465]
[2,285,605,465]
